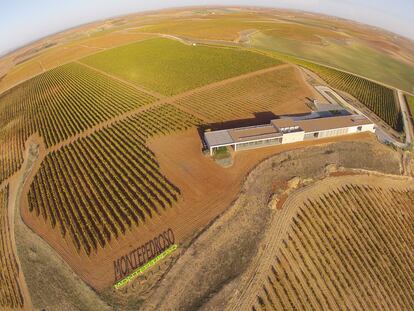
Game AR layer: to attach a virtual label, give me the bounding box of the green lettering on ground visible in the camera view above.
[114,244,178,289]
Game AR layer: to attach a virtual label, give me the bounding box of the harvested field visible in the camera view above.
[240,175,414,311]
[0,61,43,94]
[174,64,318,122]
[74,32,154,49]
[81,37,282,95]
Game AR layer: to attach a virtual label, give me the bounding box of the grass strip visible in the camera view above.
[114,244,178,289]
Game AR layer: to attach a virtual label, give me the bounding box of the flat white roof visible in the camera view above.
[205,113,374,148]
[205,130,234,147]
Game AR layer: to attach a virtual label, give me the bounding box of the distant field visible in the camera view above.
[139,16,346,44]
[28,104,200,255]
[138,18,284,41]
[252,32,414,93]
[0,60,43,94]
[72,32,153,49]
[81,37,282,96]
[174,65,312,122]
[0,62,157,183]
[249,176,414,311]
[260,50,402,132]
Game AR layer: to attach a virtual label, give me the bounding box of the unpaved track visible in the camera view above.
[398,90,413,146]
[6,135,42,311]
[46,63,288,154]
[76,61,165,99]
[140,138,402,310]
[231,173,414,311]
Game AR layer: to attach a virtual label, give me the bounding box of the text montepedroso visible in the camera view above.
[114,228,175,282]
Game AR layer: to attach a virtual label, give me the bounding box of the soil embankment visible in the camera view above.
[139,138,401,310]
[13,135,112,311]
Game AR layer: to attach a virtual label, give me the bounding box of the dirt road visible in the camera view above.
[398,90,413,146]
[232,174,414,311]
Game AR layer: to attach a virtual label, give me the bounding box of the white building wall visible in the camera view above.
[282,131,305,144]
[318,127,349,138]
[362,124,376,133]
[346,126,359,134]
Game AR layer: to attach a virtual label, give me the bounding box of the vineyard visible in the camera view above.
[258,50,402,132]
[174,66,310,122]
[0,186,24,309]
[302,62,402,131]
[81,37,282,96]
[250,178,414,311]
[0,62,157,183]
[28,104,200,255]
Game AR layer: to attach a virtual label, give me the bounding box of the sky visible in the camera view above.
[1,0,413,56]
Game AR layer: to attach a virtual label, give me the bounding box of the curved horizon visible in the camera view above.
[1,1,414,57]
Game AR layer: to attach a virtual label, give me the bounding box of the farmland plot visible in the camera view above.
[406,94,414,119]
[81,37,282,96]
[0,186,24,309]
[28,104,200,255]
[261,50,402,131]
[174,65,312,122]
[0,62,157,183]
[303,62,402,131]
[246,175,414,311]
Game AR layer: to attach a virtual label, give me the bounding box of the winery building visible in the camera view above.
[204,114,375,155]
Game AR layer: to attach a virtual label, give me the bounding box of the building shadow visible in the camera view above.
[207,111,279,131]
[197,112,283,148]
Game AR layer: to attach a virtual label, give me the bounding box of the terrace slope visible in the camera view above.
[140,138,403,311]
[239,174,414,311]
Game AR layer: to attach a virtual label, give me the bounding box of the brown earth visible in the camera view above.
[13,138,112,311]
[1,7,413,310]
[174,64,322,123]
[18,127,374,292]
[235,174,414,311]
[138,137,403,311]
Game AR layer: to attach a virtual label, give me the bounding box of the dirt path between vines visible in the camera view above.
[75,61,165,99]
[140,136,402,310]
[6,134,41,311]
[46,63,289,154]
[234,174,414,311]
[17,130,375,292]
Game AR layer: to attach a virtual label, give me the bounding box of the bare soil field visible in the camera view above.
[17,127,374,292]
[138,138,403,311]
[14,131,403,311]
